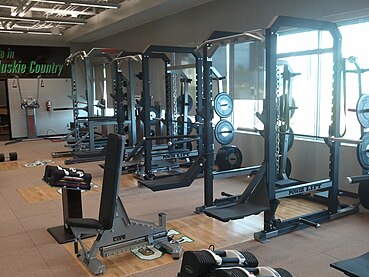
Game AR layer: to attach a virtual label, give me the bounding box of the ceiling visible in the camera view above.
[0,0,124,35]
[0,0,213,42]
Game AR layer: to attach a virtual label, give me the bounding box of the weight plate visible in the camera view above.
[9,152,17,161]
[149,108,159,125]
[286,157,292,177]
[177,95,193,114]
[356,94,369,128]
[175,141,193,151]
[215,145,243,170]
[280,128,294,151]
[139,107,159,125]
[214,120,235,145]
[214,93,233,118]
[359,181,369,209]
[279,95,296,120]
[0,153,4,162]
[357,133,369,170]
[177,116,194,135]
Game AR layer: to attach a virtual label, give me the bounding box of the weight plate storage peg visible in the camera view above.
[214,93,234,118]
[214,120,235,145]
[356,94,369,128]
[215,145,243,170]
[357,133,369,170]
[177,95,193,114]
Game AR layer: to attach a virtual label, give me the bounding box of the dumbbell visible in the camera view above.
[0,152,18,162]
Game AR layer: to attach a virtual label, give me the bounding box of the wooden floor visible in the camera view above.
[63,213,262,277]
[0,138,367,277]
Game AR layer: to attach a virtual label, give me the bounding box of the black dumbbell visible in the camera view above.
[0,152,18,162]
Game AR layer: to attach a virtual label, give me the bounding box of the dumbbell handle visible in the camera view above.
[346,175,369,184]
[212,250,250,265]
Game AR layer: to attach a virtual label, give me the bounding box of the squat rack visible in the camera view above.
[254,15,359,241]
[197,31,264,209]
[141,45,203,178]
[57,48,126,164]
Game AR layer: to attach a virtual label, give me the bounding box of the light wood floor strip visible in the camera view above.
[0,161,19,171]
[64,213,260,277]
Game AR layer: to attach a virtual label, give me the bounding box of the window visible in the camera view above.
[277,30,334,138]
[213,20,369,141]
[212,39,264,130]
[340,21,369,140]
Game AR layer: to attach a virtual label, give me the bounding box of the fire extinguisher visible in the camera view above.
[46,100,52,112]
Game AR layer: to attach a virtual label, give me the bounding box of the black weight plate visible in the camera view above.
[279,95,296,120]
[177,95,193,114]
[286,157,292,177]
[215,145,242,170]
[139,107,159,126]
[357,133,369,170]
[9,152,17,161]
[214,120,235,145]
[175,141,193,151]
[214,93,233,118]
[0,153,4,162]
[238,251,258,267]
[280,128,294,151]
[274,268,293,277]
[149,108,159,125]
[359,181,369,209]
[356,94,369,128]
[177,116,193,135]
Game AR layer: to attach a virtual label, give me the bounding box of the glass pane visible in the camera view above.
[277,30,319,54]
[280,55,319,136]
[318,53,334,137]
[234,41,264,100]
[233,99,263,130]
[340,21,369,139]
[212,45,228,95]
[320,30,333,49]
[340,22,369,69]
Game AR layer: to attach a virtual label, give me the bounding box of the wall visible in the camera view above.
[0,39,89,139]
[91,0,369,50]
[231,132,362,191]
[90,0,369,189]
[8,78,73,138]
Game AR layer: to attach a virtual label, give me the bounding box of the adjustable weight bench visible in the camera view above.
[66,133,182,275]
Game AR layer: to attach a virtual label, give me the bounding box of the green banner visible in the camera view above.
[0,45,71,78]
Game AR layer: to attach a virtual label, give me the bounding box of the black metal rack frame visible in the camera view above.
[141,45,203,178]
[254,15,359,242]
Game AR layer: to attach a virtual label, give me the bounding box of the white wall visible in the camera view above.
[8,78,73,138]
